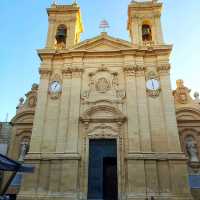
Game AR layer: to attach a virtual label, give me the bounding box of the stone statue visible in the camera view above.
[19,141,30,161]
[16,97,24,112]
[186,137,199,162]
[194,92,200,104]
[173,79,191,104]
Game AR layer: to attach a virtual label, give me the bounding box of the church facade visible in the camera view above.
[6,1,200,200]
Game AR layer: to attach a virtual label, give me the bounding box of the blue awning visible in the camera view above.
[0,154,34,173]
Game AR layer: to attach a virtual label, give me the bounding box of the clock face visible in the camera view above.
[49,81,62,93]
[146,79,160,91]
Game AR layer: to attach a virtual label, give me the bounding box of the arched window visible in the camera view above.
[142,24,152,42]
[55,24,67,49]
[185,135,199,162]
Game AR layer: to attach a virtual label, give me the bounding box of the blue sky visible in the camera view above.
[0,0,200,121]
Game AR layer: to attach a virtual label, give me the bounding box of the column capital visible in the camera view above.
[39,68,52,79]
[62,67,84,78]
[123,65,136,76]
[157,64,171,75]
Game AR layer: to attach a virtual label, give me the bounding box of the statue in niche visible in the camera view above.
[18,138,30,161]
[185,136,199,162]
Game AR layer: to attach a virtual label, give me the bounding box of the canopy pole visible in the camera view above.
[1,162,20,196]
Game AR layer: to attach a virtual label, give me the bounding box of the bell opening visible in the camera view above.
[142,24,152,42]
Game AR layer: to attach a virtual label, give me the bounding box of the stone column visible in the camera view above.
[136,68,152,152]
[66,67,83,153]
[56,69,72,153]
[158,65,182,152]
[30,68,51,153]
[124,66,140,152]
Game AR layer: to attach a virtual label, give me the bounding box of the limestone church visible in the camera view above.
[5,0,200,200]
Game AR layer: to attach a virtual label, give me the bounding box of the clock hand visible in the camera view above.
[151,80,155,90]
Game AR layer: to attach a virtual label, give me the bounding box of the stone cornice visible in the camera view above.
[25,153,81,161]
[37,45,172,61]
[126,152,187,161]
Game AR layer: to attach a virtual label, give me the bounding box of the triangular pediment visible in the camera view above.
[71,33,133,51]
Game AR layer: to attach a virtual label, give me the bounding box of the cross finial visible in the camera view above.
[99,20,110,32]
[52,0,56,5]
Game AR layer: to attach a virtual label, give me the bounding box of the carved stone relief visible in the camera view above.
[81,66,126,103]
[95,77,111,93]
[173,79,192,104]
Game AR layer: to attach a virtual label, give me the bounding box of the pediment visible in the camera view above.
[71,33,133,52]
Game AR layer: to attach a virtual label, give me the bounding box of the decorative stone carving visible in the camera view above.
[173,80,191,104]
[80,105,126,124]
[112,72,119,90]
[116,90,126,99]
[157,64,171,74]
[81,68,126,102]
[26,84,38,107]
[185,136,199,162]
[123,65,136,76]
[62,67,83,79]
[39,68,52,79]
[95,77,111,93]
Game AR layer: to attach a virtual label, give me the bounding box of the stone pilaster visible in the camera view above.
[158,65,182,152]
[66,66,83,153]
[56,69,72,153]
[136,67,152,152]
[124,66,140,152]
[30,68,51,153]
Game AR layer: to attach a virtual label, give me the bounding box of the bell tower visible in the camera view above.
[128,0,164,45]
[46,2,83,49]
